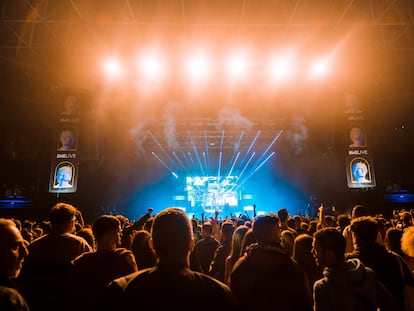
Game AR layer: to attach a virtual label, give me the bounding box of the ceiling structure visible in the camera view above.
[1,0,413,139]
[1,0,414,214]
[0,0,413,99]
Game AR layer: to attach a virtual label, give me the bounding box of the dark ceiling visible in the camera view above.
[1,0,414,212]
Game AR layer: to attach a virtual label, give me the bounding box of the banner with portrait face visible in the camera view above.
[57,126,78,152]
[49,159,79,193]
[49,91,81,194]
[346,155,376,188]
[344,93,376,189]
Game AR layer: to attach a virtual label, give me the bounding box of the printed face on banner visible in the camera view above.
[347,157,376,188]
[49,160,78,193]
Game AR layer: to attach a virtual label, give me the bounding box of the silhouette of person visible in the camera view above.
[189,221,220,274]
[130,230,157,270]
[0,218,30,311]
[18,203,92,310]
[55,164,73,188]
[352,160,370,183]
[347,216,407,310]
[58,128,77,151]
[349,126,366,148]
[99,207,235,309]
[69,215,138,311]
[230,213,312,310]
[312,227,399,310]
[224,225,249,285]
[209,220,234,282]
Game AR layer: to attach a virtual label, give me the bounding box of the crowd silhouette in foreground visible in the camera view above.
[1,201,414,310]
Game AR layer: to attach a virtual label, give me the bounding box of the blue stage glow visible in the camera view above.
[125,124,308,220]
[126,169,308,220]
[384,193,414,203]
[0,199,32,209]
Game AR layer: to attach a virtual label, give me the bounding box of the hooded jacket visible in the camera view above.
[313,258,399,311]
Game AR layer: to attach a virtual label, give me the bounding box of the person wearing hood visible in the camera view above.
[347,216,409,311]
[312,227,399,311]
[230,213,312,310]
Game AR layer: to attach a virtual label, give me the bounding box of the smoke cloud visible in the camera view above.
[131,104,258,157]
[216,107,253,131]
[286,116,308,155]
[130,119,150,156]
[163,102,180,151]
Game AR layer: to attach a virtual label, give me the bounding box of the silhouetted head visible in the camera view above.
[150,208,193,263]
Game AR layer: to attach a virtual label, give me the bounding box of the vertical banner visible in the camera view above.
[344,94,376,188]
[49,94,81,193]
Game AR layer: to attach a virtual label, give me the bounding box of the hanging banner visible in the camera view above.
[344,93,376,189]
[49,93,81,194]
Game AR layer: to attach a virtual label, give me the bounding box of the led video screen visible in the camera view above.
[186,176,239,208]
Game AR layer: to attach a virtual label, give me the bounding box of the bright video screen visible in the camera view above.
[186,176,239,208]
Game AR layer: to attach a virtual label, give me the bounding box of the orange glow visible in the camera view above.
[184,52,211,82]
[102,57,124,81]
[268,56,296,82]
[100,50,336,87]
[309,59,330,78]
[137,51,167,80]
[226,51,249,80]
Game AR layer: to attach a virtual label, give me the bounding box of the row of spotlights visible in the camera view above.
[102,53,332,83]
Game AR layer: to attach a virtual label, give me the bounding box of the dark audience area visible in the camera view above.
[1,201,414,310]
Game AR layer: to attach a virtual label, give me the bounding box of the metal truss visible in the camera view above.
[0,0,413,68]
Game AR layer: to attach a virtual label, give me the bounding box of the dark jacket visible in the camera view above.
[101,261,235,310]
[190,236,220,273]
[0,274,29,311]
[314,258,399,311]
[209,239,232,282]
[69,248,137,311]
[230,242,313,310]
[347,243,405,310]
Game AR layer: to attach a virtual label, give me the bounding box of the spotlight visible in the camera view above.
[102,57,124,81]
[309,59,330,78]
[185,52,211,82]
[137,51,166,80]
[227,53,248,78]
[268,57,295,82]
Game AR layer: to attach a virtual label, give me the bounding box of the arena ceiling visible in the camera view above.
[0,0,413,99]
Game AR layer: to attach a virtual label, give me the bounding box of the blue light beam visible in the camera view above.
[152,152,179,179]
[227,152,240,177]
[251,130,283,172]
[148,130,179,171]
[204,130,210,175]
[238,151,276,188]
[226,131,244,176]
[190,135,205,176]
[172,151,189,175]
[217,130,225,178]
[238,130,261,170]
